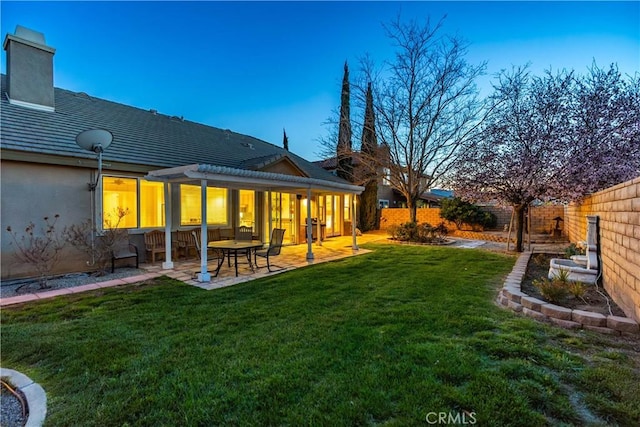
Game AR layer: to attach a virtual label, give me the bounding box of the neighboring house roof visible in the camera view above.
[314,154,363,170]
[0,74,348,185]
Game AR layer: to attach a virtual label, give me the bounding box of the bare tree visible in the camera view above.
[361,16,487,222]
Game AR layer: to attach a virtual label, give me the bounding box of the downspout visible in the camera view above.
[162,181,174,270]
[197,179,211,282]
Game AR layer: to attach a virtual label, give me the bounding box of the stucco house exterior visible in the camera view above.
[1,26,363,281]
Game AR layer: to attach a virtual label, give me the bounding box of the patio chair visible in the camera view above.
[254,228,286,272]
[235,226,253,241]
[192,230,224,271]
[111,240,138,273]
[234,225,254,263]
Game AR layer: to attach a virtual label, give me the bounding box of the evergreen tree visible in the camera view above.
[336,61,353,181]
[359,82,379,231]
[283,128,289,151]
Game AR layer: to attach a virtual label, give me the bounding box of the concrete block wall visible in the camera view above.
[565,177,640,322]
[379,207,458,230]
[380,205,564,234]
[480,205,565,234]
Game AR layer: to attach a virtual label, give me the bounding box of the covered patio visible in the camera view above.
[144,163,365,283]
[141,232,389,290]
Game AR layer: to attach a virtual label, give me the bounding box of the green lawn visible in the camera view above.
[1,244,639,426]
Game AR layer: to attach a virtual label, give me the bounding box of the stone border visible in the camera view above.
[496,252,640,336]
[0,368,47,426]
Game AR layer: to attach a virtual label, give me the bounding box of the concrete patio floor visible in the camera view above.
[143,231,391,290]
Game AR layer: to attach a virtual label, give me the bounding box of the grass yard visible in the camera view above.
[1,244,639,426]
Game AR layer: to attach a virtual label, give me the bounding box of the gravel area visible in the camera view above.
[1,381,27,427]
[0,268,148,299]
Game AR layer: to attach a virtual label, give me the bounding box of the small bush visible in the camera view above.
[388,222,448,244]
[564,243,585,259]
[440,198,497,231]
[533,278,569,303]
[567,281,587,300]
[5,214,64,289]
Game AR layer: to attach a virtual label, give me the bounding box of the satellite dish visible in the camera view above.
[75,129,113,191]
[75,129,113,153]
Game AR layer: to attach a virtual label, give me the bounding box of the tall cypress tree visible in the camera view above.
[336,61,353,182]
[359,82,379,231]
[283,128,289,151]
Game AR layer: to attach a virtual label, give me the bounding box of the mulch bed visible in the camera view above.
[521,253,626,317]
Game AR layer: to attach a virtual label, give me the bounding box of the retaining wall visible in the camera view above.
[564,176,640,322]
[497,252,639,335]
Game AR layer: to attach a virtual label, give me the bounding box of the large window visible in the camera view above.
[344,195,351,220]
[140,180,165,228]
[102,176,165,229]
[239,190,255,229]
[102,177,138,228]
[180,184,228,225]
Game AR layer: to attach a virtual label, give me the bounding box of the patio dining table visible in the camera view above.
[208,239,264,277]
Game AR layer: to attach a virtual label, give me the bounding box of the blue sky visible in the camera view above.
[2,1,638,161]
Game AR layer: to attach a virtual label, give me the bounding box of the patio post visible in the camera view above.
[316,195,322,247]
[197,179,211,282]
[267,190,273,242]
[306,187,314,260]
[162,181,174,269]
[352,194,359,250]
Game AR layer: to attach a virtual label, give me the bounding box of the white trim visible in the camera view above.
[146,163,364,194]
[6,96,55,112]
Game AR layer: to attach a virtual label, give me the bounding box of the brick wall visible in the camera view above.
[380,205,565,234]
[564,176,640,322]
[379,207,458,230]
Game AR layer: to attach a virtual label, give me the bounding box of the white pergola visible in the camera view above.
[145,164,364,282]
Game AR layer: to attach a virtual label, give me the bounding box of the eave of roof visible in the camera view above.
[146,164,365,194]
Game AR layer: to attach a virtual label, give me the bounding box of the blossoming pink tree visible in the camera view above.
[452,64,639,251]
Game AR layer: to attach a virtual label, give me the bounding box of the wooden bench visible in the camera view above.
[177,229,197,259]
[144,230,177,263]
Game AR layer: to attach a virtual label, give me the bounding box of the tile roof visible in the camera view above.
[0,74,347,184]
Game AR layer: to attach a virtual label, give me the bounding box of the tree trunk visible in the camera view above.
[514,204,526,252]
[408,199,418,223]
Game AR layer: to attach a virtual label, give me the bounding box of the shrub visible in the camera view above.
[440,198,497,231]
[564,243,585,259]
[533,277,569,303]
[388,222,448,244]
[63,207,130,275]
[5,214,65,289]
[567,281,587,301]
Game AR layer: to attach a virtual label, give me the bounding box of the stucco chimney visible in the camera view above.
[3,25,56,111]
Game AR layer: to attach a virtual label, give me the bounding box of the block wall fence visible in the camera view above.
[379,205,565,235]
[564,177,640,322]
